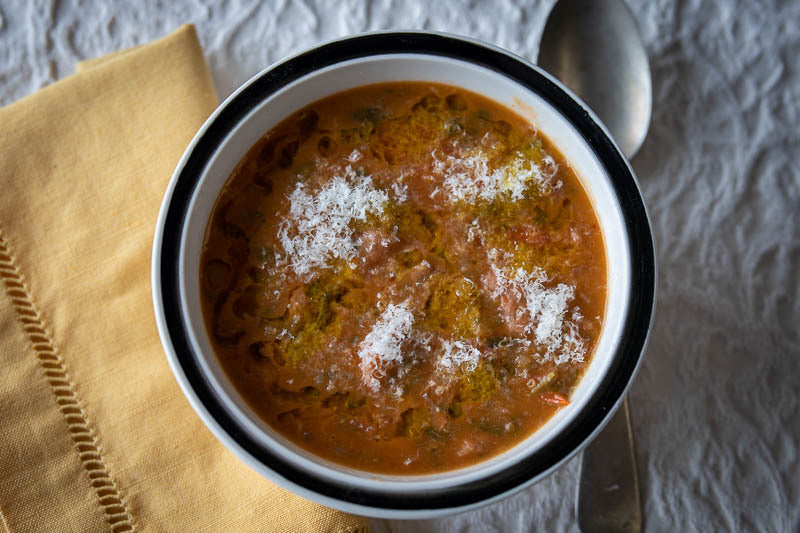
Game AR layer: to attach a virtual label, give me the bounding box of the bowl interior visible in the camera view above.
[176,54,631,493]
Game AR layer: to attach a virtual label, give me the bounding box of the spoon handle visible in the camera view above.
[576,396,642,532]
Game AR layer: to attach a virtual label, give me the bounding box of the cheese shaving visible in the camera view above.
[358,301,415,393]
[347,149,363,162]
[277,168,388,277]
[391,182,408,203]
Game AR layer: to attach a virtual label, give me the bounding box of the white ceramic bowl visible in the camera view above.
[152,31,656,518]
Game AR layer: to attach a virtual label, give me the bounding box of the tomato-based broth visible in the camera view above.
[200,83,606,474]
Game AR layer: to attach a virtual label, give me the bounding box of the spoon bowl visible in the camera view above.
[538,0,652,158]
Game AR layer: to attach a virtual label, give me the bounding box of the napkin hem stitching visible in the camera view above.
[0,230,136,533]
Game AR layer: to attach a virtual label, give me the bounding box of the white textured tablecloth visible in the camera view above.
[2,1,797,531]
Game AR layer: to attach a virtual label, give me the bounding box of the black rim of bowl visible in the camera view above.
[156,32,655,511]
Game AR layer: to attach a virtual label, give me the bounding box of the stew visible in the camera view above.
[200,83,606,474]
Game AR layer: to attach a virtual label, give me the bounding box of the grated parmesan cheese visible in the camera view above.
[490,256,586,365]
[277,168,388,277]
[437,339,482,374]
[357,301,415,393]
[433,149,559,204]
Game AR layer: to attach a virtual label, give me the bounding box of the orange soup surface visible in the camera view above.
[201,83,606,474]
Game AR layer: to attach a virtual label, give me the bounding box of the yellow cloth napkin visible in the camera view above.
[0,25,368,533]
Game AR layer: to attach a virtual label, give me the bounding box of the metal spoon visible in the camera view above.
[538,0,652,159]
[537,1,652,531]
